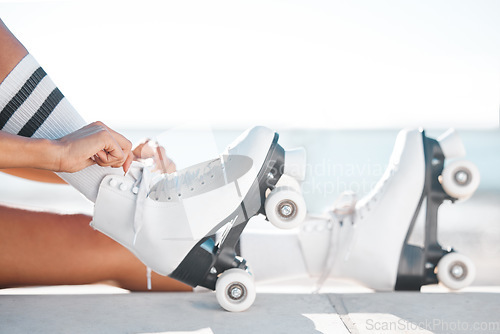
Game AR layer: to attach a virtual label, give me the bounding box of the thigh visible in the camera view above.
[0,204,191,291]
[0,204,109,286]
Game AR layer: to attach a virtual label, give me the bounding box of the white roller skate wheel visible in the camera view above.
[265,187,307,229]
[441,160,480,199]
[215,268,256,312]
[437,252,476,290]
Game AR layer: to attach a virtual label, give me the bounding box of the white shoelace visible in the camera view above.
[132,165,152,246]
[315,192,357,292]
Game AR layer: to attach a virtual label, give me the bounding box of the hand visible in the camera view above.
[132,139,176,174]
[55,121,133,173]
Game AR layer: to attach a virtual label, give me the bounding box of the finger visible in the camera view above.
[155,145,168,173]
[158,156,176,174]
[94,152,114,167]
[165,158,176,173]
[153,146,177,174]
[122,150,134,174]
[99,133,128,165]
[96,122,132,161]
[97,122,132,161]
[132,138,155,159]
[95,147,125,167]
[95,150,110,164]
[104,126,133,156]
[95,156,126,169]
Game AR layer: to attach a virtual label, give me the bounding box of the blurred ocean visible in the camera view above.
[0,128,499,285]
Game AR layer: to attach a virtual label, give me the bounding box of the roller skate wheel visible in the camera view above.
[215,268,256,312]
[437,252,476,290]
[265,187,307,229]
[441,159,480,200]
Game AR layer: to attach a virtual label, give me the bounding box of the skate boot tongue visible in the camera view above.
[438,128,466,159]
[148,154,253,202]
[284,147,307,181]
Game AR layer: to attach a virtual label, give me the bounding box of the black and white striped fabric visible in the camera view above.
[0,54,122,202]
[0,67,51,135]
[0,54,85,139]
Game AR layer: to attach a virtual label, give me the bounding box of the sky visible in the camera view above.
[1,0,499,129]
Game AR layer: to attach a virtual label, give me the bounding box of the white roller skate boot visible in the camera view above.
[299,128,480,291]
[91,126,307,311]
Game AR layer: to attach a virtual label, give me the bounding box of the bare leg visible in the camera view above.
[0,19,28,80]
[0,204,191,291]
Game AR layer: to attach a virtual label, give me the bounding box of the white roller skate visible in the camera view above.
[299,128,480,291]
[91,126,307,311]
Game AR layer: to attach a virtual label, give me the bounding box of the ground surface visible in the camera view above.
[1,285,499,334]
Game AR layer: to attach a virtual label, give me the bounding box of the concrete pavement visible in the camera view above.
[1,289,499,334]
